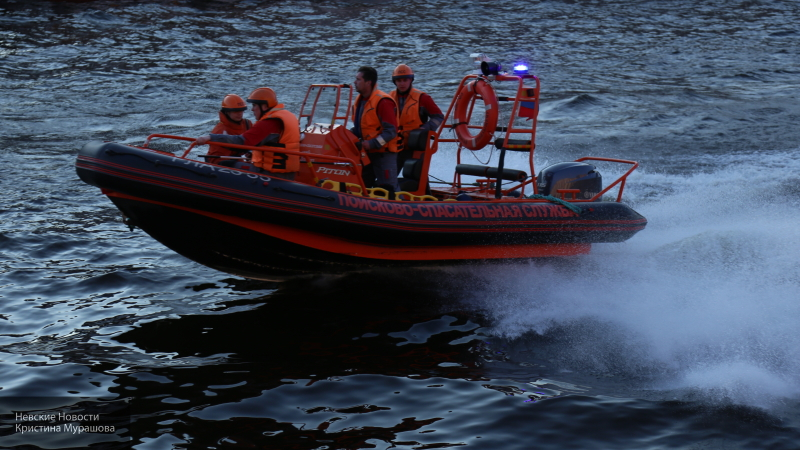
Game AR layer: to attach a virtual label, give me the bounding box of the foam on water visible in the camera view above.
[455,147,800,409]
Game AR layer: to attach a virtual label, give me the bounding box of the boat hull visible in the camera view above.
[76,141,647,279]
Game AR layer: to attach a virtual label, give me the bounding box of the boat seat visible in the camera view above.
[403,157,423,179]
[399,158,431,194]
[455,164,527,181]
[404,128,430,153]
[397,129,437,195]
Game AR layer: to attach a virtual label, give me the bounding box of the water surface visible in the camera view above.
[1,0,800,448]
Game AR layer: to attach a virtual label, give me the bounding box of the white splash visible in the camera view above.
[456,148,800,408]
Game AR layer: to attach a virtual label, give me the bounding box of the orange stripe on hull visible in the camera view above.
[106,191,591,261]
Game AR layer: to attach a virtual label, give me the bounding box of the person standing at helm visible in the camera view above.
[350,66,400,191]
[205,94,253,165]
[196,87,300,179]
[389,64,444,172]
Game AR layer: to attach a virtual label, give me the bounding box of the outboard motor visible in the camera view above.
[537,162,602,201]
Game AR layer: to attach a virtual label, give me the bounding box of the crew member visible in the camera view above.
[350,66,399,191]
[205,94,252,165]
[389,64,444,172]
[196,87,300,179]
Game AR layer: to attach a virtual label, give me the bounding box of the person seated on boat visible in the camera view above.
[205,94,253,166]
[350,66,400,191]
[389,64,444,172]
[195,87,300,180]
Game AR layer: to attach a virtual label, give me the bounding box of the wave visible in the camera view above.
[539,94,603,120]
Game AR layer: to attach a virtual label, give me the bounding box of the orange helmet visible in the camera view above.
[392,64,415,83]
[246,87,278,109]
[220,94,247,112]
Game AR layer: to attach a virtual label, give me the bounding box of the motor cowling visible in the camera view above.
[537,162,602,201]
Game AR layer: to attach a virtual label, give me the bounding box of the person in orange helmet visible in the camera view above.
[389,64,443,173]
[350,66,400,191]
[205,94,252,165]
[196,87,300,179]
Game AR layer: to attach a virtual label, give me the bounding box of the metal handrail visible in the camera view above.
[142,134,361,169]
[574,157,639,202]
[298,84,353,129]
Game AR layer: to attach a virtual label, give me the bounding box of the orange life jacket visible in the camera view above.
[352,90,399,153]
[252,105,300,173]
[208,112,252,161]
[392,88,424,134]
[391,88,425,152]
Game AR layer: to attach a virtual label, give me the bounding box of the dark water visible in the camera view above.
[2,0,800,448]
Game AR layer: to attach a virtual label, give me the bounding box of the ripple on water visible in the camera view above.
[2,0,800,448]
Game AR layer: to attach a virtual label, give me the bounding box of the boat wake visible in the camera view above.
[453,148,800,409]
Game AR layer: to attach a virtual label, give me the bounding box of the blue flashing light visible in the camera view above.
[513,64,529,74]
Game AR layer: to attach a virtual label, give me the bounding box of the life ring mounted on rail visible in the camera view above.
[453,79,499,150]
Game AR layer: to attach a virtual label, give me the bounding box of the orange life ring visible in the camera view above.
[453,79,499,150]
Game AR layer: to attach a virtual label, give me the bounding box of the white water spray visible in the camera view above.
[457,149,800,408]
